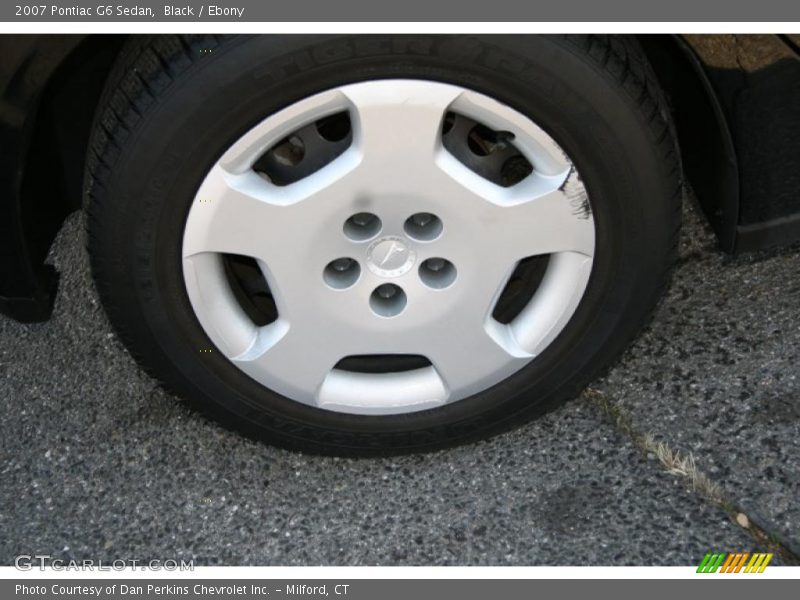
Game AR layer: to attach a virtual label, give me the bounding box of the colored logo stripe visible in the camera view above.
[745,553,773,573]
[720,553,748,573]
[697,553,726,573]
[697,552,773,573]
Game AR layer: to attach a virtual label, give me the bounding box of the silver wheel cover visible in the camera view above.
[182,80,595,415]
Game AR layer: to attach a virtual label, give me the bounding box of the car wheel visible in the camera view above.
[86,34,680,454]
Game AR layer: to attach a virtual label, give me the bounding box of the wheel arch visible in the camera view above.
[636,34,740,252]
[0,34,127,321]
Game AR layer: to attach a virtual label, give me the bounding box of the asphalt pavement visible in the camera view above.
[1,201,797,565]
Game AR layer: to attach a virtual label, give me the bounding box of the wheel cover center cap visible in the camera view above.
[366,236,416,278]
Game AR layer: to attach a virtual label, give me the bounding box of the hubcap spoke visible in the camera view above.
[491,173,596,259]
[340,80,464,178]
[182,168,289,259]
[232,320,343,404]
[183,153,363,260]
[424,306,531,400]
[435,146,594,262]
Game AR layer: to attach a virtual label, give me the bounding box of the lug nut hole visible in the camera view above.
[344,212,382,241]
[370,284,407,317]
[404,213,442,241]
[419,258,457,289]
[324,258,360,289]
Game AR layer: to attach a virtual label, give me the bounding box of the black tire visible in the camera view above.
[86,34,680,455]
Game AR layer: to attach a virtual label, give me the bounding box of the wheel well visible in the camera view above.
[636,34,740,251]
[19,35,126,267]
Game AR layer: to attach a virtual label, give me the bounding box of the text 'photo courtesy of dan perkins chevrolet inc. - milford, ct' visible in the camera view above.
[14,583,344,597]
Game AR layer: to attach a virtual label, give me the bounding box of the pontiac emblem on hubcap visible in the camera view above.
[366,237,416,277]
